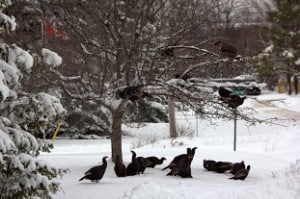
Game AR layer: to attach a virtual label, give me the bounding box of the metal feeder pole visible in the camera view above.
[233,108,237,151]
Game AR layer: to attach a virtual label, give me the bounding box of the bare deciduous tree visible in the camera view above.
[3,0,277,162]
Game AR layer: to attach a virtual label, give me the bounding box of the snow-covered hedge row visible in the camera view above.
[0,2,66,198]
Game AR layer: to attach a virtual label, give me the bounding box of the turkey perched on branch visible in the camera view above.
[214,40,238,59]
[159,46,174,57]
[116,85,152,102]
[175,73,191,81]
[224,95,246,108]
[218,86,232,99]
[218,87,246,108]
[79,156,108,182]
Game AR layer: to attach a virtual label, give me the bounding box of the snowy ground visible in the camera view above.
[40,93,300,199]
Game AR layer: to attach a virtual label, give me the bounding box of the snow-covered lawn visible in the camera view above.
[41,93,300,199]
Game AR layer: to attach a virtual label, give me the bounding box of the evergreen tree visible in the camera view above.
[0,1,66,198]
[263,0,300,94]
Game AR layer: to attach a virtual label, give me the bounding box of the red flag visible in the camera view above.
[57,29,68,40]
[44,19,57,37]
[44,19,68,40]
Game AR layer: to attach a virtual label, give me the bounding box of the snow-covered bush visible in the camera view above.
[0,0,15,33]
[2,92,66,139]
[131,133,158,149]
[0,118,65,198]
[41,48,62,67]
[0,2,66,198]
[177,124,195,138]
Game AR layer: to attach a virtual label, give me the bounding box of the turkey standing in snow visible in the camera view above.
[136,156,146,174]
[126,151,139,176]
[229,165,251,180]
[162,147,191,171]
[79,156,108,182]
[203,159,217,171]
[230,160,246,175]
[166,147,197,178]
[215,161,233,173]
[145,156,166,168]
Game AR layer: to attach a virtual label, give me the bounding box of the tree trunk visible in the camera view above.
[287,73,292,95]
[111,112,122,163]
[294,75,298,94]
[168,97,177,138]
[111,100,127,163]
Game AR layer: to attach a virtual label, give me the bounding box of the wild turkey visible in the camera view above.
[79,156,108,182]
[145,156,166,168]
[136,156,146,174]
[114,154,126,177]
[187,147,197,162]
[230,161,246,175]
[215,161,233,173]
[174,147,197,178]
[126,151,139,176]
[180,147,197,178]
[159,46,174,57]
[116,85,152,102]
[229,165,251,180]
[175,73,191,81]
[218,87,232,99]
[225,95,246,108]
[177,162,192,178]
[214,40,238,59]
[162,147,191,171]
[218,86,246,108]
[203,159,217,171]
[166,147,197,178]
[162,156,185,171]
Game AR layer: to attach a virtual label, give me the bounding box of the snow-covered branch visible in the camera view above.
[165,45,220,57]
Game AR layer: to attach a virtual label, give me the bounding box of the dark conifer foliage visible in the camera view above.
[260,0,300,95]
